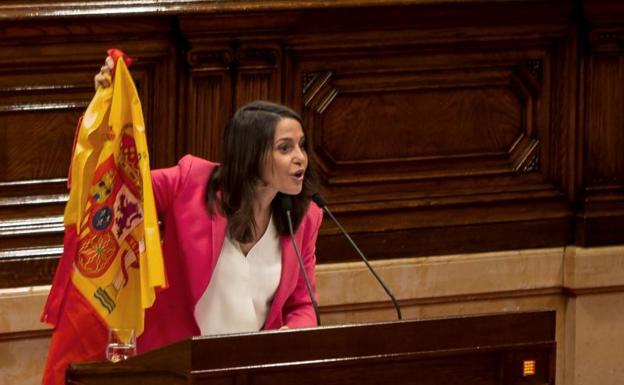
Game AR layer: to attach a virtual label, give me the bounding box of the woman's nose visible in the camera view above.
[293,146,306,164]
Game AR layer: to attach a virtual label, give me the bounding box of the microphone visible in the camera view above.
[279,194,321,326]
[311,193,402,320]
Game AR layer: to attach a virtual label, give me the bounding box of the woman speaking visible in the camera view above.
[96,60,323,352]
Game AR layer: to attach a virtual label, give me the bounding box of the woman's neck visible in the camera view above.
[238,187,276,255]
[253,186,277,214]
[253,185,277,226]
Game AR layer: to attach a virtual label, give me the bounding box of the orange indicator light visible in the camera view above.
[523,360,536,376]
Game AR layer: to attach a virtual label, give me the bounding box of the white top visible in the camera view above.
[194,217,282,335]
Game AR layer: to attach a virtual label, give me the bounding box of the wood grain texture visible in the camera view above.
[0,25,176,287]
[66,311,556,385]
[0,110,81,181]
[0,0,622,287]
[576,0,624,245]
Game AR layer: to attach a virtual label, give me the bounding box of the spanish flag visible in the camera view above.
[41,49,167,385]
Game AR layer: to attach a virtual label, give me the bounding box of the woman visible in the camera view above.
[96,61,323,353]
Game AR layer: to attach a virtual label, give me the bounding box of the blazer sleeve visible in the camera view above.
[151,167,180,217]
[151,155,198,217]
[282,205,323,327]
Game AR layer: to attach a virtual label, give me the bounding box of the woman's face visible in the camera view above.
[261,117,308,196]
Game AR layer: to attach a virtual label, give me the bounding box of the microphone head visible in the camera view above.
[279,194,293,211]
[311,193,327,208]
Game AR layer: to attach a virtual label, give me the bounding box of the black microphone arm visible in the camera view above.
[311,193,402,320]
[280,194,321,326]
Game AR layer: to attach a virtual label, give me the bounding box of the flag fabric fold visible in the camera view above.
[41,49,167,385]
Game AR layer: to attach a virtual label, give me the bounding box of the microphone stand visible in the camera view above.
[281,195,321,326]
[312,193,402,320]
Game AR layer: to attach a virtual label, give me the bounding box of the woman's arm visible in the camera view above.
[151,164,184,218]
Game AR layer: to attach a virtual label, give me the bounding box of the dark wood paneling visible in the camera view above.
[304,66,538,179]
[0,18,176,287]
[0,0,621,287]
[585,55,624,180]
[182,45,234,161]
[577,0,624,245]
[286,3,573,262]
[250,354,502,385]
[67,311,556,385]
[0,110,81,181]
[235,45,281,105]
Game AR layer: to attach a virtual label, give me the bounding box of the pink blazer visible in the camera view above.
[138,155,322,353]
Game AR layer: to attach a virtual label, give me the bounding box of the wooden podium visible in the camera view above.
[67,311,555,385]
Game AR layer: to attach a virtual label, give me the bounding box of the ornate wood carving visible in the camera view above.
[182,42,280,158]
[0,0,622,286]
[285,2,576,258]
[186,49,233,69]
[588,29,624,53]
[303,72,321,95]
[525,59,544,82]
[522,152,540,173]
[303,64,544,184]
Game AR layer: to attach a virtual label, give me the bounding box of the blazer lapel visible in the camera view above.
[264,234,299,327]
[187,211,227,307]
[211,213,227,270]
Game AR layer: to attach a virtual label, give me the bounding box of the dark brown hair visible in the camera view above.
[206,100,320,243]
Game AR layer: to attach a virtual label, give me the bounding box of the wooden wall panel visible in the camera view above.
[236,46,281,105]
[284,6,573,259]
[576,0,624,245]
[0,67,94,182]
[182,46,234,161]
[0,110,81,181]
[0,0,621,287]
[586,56,624,181]
[186,74,231,160]
[130,55,179,169]
[306,69,532,174]
[0,17,176,287]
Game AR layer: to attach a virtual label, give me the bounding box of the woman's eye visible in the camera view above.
[278,144,290,153]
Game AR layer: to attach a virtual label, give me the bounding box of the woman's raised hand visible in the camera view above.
[94,56,115,91]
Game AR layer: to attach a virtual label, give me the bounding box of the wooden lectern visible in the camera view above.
[67,310,555,385]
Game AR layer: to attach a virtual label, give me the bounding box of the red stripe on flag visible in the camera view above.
[41,282,108,385]
[41,226,108,385]
[41,225,79,326]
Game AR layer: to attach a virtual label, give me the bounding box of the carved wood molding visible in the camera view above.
[0,329,52,342]
[0,180,66,288]
[524,59,543,83]
[3,0,624,288]
[186,45,279,68]
[0,0,444,20]
[522,152,540,173]
[588,29,624,53]
[183,42,281,158]
[302,59,545,186]
[186,49,234,69]
[302,72,321,95]
[236,48,279,68]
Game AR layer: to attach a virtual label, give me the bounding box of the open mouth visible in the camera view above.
[292,170,305,180]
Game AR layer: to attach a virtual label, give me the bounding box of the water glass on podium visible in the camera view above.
[106,327,137,362]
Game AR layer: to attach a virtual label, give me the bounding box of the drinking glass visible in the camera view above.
[106,327,137,362]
